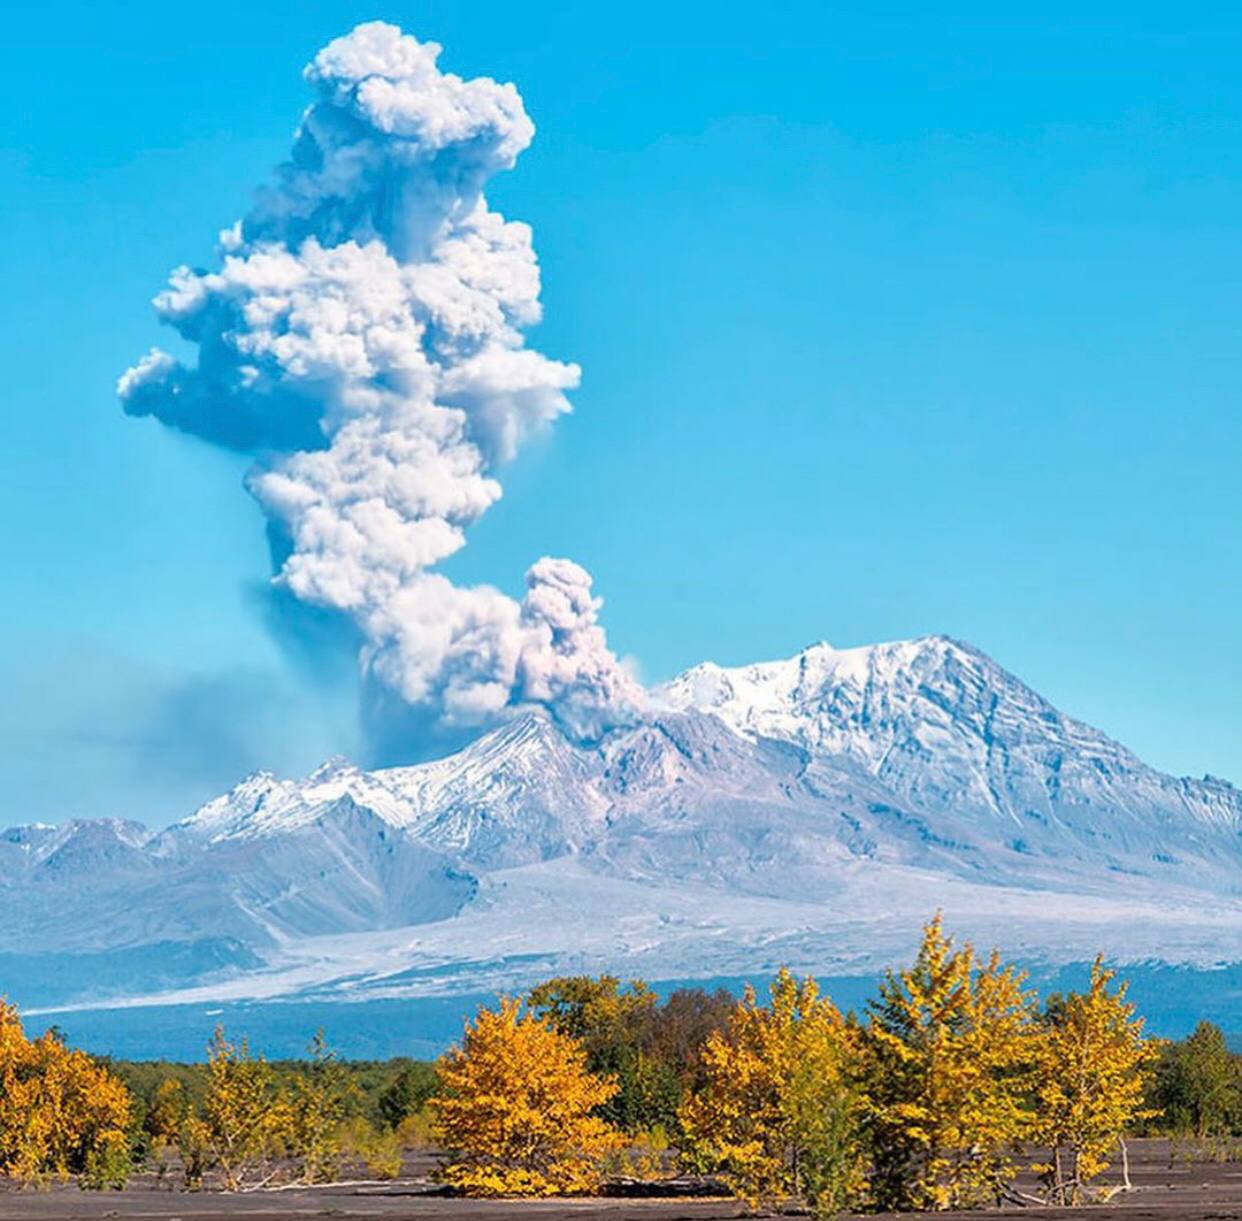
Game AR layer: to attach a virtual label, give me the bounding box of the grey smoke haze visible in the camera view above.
[120,22,640,744]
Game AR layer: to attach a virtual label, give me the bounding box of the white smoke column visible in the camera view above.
[119,22,641,740]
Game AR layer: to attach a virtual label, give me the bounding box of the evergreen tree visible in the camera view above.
[1152,1021,1239,1137]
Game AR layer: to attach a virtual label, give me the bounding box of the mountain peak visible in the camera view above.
[796,639,836,655]
[656,632,1169,826]
[308,754,358,782]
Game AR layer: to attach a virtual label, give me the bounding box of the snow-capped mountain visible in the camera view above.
[659,637,1242,881]
[4,636,1241,1012]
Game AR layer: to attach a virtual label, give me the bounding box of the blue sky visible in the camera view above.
[2,0,1240,824]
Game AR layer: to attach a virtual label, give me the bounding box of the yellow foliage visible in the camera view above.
[338,1115,403,1179]
[679,968,866,1215]
[198,1025,293,1190]
[289,1030,353,1184]
[862,914,1037,1211]
[607,1124,675,1181]
[1031,957,1157,1203]
[395,1107,436,1151]
[362,1128,403,1180]
[0,1001,131,1187]
[146,1078,187,1147]
[432,996,622,1196]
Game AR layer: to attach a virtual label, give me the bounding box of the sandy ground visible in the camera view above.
[3,1140,1242,1221]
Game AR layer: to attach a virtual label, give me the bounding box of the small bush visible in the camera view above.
[607,1124,676,1181]
[338,1116,403,1181]
[395,1107,435,1151]
[364,1129,403,1180]
[79,1131,131,1191]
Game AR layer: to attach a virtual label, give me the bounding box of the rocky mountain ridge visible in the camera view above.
[4,635,1239,1010]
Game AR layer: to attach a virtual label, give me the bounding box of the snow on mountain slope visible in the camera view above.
[5,634,1242,1011]
[178,713,606,867]
[659,636,1173,816]
[2,799,474,962]
[379,713,609,865]
[179,760,420,842]
[659,636,1242,879]
[1,818,153,873]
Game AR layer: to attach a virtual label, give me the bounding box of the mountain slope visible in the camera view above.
[659,636,1242,884]
[3,634,1240,1010]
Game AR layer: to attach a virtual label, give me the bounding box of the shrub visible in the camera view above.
[79,1129,131,1191]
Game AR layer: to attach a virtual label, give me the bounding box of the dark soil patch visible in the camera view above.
[2,1139,1239,1221]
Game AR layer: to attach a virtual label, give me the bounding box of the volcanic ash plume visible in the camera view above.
[119,21,640,740]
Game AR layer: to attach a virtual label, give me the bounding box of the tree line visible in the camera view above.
[2,914,1240,1210]
[437,915,1157,1211]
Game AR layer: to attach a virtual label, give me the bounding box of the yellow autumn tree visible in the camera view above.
[197,1026,293,1191]
[679,968,866,1216]
[146,1078,188,1148]
[288,1030,354,1184]
[0,1001,132,1187]
[431,997,622,1196]
[861,914,1036,1211]
[1031,958,1157,1204]
[527,975,657,1043]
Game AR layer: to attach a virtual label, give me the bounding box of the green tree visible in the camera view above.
[1152,1021,1239,1137]
[528,976,673,1131]
[377,1061,439,1129]
[526,977,735,1136]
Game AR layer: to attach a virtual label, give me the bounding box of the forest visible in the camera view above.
[2,916,1240,1215]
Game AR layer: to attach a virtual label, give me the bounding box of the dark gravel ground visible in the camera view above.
[3,1139,1242,1221]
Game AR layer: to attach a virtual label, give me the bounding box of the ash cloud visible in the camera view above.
[120,22,640,743]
